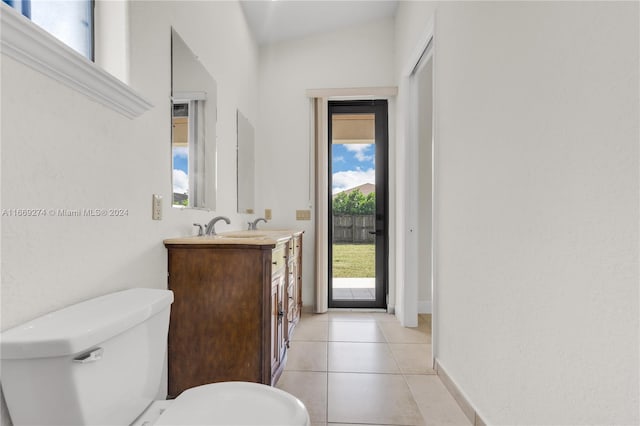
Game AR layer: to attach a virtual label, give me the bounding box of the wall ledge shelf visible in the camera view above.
[0,3,153,119]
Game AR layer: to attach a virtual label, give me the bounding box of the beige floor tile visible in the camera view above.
[328,372,424,425]
[328,311,399,323]
[329,422,411,425]
[277,371,328,424]
[286,341,327,371]
[301,312,330,322]
[328,424,384,426]
[378,321,431,344]
[328,342,399,374]
[370,312,400,322]
[328,311,378,322]
[405,375,471,426]
[389,343,435,375]
[328,321,386,342]
[292,321,329,341]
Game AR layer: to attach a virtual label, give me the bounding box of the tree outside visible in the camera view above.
[332,189,375,215]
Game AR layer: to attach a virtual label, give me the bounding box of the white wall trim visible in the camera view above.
[306,86,397,98]
[403,17,435,77]
[435,359,487,426]
[0,3,153,119]
[398,14,435,331]
[313,97,329,313]
[172,91,207,102]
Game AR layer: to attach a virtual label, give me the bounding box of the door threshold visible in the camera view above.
[327,308,388,313]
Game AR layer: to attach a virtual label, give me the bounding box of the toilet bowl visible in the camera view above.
[0,288,310,426]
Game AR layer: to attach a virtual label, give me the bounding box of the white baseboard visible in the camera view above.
[435,359,487,426]
[418,300,432,314]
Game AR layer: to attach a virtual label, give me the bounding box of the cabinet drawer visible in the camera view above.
[290,236,302,258]
[272,244,287,274]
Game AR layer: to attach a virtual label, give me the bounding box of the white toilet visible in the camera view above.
[0,288,310,426]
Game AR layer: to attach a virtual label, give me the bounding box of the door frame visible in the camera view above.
[400,16,436,365]
[327,100,389,309]
[306,87,397,315]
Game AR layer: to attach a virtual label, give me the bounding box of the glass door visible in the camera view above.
[328,100,388,309]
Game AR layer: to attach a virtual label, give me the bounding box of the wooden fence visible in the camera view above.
[333,214,375,243]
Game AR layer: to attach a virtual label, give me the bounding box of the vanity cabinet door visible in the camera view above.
[286,263,297,336]
[294,234,303,323]
[270,243,287,383]
[270,276,283,372]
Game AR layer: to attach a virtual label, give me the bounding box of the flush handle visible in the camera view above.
[73,347,104,364]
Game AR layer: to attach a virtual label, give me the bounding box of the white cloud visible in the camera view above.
[334,155,345,163]
[173,169,189,194]
[173,147,188,159]
[332,168,375,194]
[344,144,373,162]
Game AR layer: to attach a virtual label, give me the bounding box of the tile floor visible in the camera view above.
[277,312,471,426]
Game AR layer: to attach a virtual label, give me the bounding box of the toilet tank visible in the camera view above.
[0,288,173,426]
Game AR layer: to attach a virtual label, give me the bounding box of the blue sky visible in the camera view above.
[332,143,375,194]
[173,148,188,194]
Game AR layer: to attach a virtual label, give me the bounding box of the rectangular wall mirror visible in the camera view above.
[237,110,255,214]
[171,28,217,209]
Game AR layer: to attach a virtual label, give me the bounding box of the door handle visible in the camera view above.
[368,230,383,235]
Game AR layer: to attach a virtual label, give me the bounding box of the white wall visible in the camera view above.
[1,1,258,424]
[257,18,396,309]
[397,1,639,423]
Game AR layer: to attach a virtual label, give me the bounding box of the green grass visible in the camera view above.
[332,244,375,278]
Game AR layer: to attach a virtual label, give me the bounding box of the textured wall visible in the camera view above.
[397,1,639,423]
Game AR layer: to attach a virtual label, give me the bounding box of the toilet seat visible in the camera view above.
[154,382,310,426]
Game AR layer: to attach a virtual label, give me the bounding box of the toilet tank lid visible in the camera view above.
[1,288,173,360]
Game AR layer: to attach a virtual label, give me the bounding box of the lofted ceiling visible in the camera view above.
[239,1,398,45]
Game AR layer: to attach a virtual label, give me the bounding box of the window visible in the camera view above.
[3,0,93,60]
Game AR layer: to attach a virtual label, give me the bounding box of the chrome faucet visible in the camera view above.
[205,216,230,236]
[248,217,267,230]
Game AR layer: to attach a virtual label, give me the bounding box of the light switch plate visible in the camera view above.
[296,209,311,220]
[152,194,162,220]
[265,208,272,220]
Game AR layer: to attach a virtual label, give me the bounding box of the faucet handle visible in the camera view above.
[193,223,204,236]
[247,221,253,230]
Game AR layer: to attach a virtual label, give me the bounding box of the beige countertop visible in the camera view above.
[163,229,302,246]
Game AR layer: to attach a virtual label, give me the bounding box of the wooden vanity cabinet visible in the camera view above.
[286,233,303,341]
[164,239,294,398]
[270,243,288,378]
